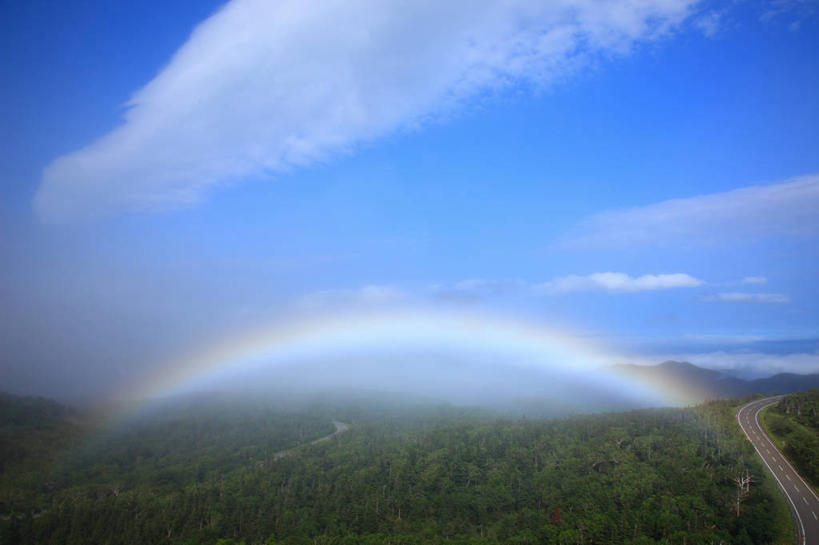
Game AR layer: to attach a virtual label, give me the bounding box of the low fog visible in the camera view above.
[155,353,660,416]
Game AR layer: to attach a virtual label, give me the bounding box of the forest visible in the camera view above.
[0,391,794,545]
[761,388,819,490]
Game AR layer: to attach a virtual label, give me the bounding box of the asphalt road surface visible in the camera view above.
[274,420,349,459]
[737,397,819,545]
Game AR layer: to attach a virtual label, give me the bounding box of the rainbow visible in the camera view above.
[113,308,697,418]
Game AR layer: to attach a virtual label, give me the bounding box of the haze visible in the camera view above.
[1,0,818,406]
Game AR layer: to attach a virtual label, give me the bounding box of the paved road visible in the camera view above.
[737,397,819,545]
[274,420,349,460]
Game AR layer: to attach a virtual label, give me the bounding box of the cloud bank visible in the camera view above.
[561,174,819,248]
[34,0,696,220]
[534,272,704,294]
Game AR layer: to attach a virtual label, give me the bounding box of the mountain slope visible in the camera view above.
[611,360,819,402]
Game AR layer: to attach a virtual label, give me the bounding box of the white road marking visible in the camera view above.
[739,399,809,544]
[812,511,817,521]
[803,497,809,506]
[779,465,784,471]
[787,474,792,481]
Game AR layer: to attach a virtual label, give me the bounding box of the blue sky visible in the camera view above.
[1,0,818,398]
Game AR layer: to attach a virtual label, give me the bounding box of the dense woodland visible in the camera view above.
[763,389,819,489]
[0,392,794,545]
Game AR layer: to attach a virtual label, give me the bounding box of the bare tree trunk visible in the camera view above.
[734,470,754,517]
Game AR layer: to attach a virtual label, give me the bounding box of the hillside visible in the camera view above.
[0,393,84,476]
[611,361,819,402]
[0,391,794,545]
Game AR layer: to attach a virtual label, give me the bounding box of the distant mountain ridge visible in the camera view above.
[611,360,819,402]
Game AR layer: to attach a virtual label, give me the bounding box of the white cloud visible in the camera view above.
[533,272,704,294]
[560,175,819,249]
[33,0,696,220]
[742,276,767,284]
[299,284,405,309]
[703,292,790,304]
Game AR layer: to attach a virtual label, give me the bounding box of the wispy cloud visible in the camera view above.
[703,292,790,304]
[305,273,705,307]
[33,0,697,220]
[430,278,525,304]
[559,175,819,249]
[760,0,818,28]
[299,284,405,309]
[683,333,767,344]
[533,272,704,294]
[742,276,767,284]
[694,11,721,37]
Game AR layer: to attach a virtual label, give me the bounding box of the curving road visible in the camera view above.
[737,397,819,545]
[274,420,349,460]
